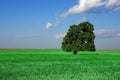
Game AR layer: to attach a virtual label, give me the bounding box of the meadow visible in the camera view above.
[0,49,120,80]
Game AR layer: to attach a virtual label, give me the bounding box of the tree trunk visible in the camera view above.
[73,51,77,55]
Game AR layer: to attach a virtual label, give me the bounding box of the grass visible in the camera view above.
[0,49,120,80]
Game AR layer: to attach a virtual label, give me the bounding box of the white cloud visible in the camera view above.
[45,22,53,29]
[55,33,66,39]
[63,0,120,17]
[94,29,113,36]
[94,29,120,38]
[54,30,120,39]
[63,0,105,17]
[106,0,120,12]
[116,33,120,37]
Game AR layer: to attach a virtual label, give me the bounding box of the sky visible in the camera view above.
[0,0,120,49]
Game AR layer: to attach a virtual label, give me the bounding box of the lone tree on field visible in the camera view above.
[62,21,96,54]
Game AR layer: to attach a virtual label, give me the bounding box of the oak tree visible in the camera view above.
[62,22,96,54]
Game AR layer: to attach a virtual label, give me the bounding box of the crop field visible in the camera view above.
[0,49,120,80]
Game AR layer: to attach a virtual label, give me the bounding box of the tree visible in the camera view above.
[62,21,96,54]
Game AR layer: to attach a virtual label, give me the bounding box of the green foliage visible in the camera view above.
[0,50,120,80]
[62,21,96,54]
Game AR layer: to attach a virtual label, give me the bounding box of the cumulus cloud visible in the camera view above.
[63,0,120,17]
[63,0,104,17]
[106,0,120,12]
[94,29,120,38]
[45,22,53,29]
[55,33,66,39]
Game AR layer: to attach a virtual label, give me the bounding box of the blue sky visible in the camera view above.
[0,0,120,49]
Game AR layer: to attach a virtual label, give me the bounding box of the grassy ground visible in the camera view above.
[0,49,120,80]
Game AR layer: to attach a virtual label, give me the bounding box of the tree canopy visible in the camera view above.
[62,21,96,54]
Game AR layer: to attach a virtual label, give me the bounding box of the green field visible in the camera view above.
[0,49,120,80]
